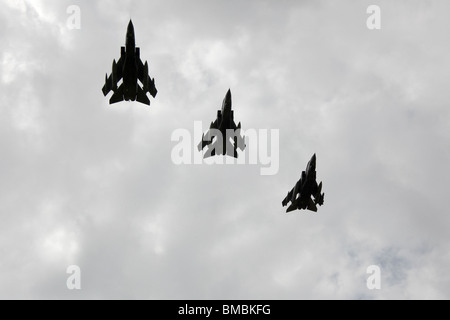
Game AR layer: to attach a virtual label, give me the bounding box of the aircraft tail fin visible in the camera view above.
[317,193,324,206]
[136,86,150,105]
[315,182,324,206]
[225,139,238,158]
[203,145,215,158]
[236,131,246,151]
[286,204,296,213]
[198,134,208,152]
[308,198,318,212]
[109,84,124,104]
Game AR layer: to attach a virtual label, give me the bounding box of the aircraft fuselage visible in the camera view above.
[123,22,138,101]
[283,153,323,212]
[218,90,233,130]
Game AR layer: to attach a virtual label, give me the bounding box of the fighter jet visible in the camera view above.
[282,154,324,213]
[197,89,246,158]
[102,20,157,105]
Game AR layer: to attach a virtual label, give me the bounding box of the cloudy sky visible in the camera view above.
[1,0,449,299]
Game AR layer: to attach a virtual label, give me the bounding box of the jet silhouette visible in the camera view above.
[102,20,157,105]
[197,89,246,158]
[282,154,324,213]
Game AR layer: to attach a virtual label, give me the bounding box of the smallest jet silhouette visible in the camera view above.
[197,89,245,158]
[282,154,324,213]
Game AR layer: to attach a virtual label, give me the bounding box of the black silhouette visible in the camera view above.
[197,89,245,158]
[282,154,324,212]
[102,20,157,105]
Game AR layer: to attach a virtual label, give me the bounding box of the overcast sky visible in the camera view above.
[1,0,450,299]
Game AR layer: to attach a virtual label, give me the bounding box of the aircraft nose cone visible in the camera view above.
[127,20,134,32]
[224,89,232,105]
[226,89,231,100]
[221,89,232,113]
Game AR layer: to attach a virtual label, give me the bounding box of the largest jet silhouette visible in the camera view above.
[197,89,245,158]
[282,154,324,213]
[102,20,157,105]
